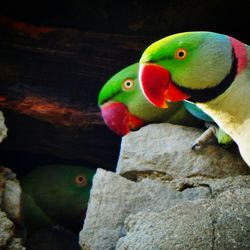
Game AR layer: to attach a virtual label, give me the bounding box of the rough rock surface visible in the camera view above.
[5,237,26,250]
[117,124,249,178]
[80,169,212,250]
[79,124,250,250]
[0,111,7,143]
[1,167,22,222]
[0,210,14,248]
[116,188,250,250]
[0,115,25,249]
[0,167,24,250]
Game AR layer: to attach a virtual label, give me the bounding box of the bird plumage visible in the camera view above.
[98,63,202,136]
[20,165,96,234]
[139,31,249,165]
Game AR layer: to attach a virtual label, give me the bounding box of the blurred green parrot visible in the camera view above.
[20,164,96,235]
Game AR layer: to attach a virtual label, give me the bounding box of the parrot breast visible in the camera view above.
[100,101,144,136]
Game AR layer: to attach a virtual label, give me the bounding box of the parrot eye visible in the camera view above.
[175,48,188,60]
[75,175,88,187]
[122,78,134,91]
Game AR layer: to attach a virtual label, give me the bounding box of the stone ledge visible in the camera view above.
[117,124,249,179]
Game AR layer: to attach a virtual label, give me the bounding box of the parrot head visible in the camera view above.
[98,63,145,136]
[98,63,184,136]
[21,165,96,233]
[139,31,248,107]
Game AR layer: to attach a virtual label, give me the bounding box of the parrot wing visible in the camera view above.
[21,192,54,233]
[183,101,214,123]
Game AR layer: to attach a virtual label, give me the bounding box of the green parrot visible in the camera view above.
[139,31,249,165]
[20,164,96,235]
[98,63,203,136]
[98,63,232,146]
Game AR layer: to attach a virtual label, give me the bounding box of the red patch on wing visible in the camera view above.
[139,63,190,106]
[100,102,144,136]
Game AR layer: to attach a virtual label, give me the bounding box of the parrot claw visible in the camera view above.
[191,123,218,150]
[191,143,201,150]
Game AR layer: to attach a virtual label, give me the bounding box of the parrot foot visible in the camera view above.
[191,123,218,150]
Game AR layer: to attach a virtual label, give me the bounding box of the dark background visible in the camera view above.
[0,0,248,40]
[0,0,248,175]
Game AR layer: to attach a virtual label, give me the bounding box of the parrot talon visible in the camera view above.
[191,123,218,150]
[191,142,201,150]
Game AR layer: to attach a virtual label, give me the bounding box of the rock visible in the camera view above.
[0,167,21,222]
[5,237,26,250]
[116,188,250,250]
[0,210,14,248]
[79,169,212,250]
[80,171,250,250]
[80,124,250,249]
[0,115,15,249]
[117,124,249,179]
[0,167,25,249]
[0,110,7,143]
[3,178,22,222]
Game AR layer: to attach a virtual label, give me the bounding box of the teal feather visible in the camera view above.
[183,101,214,122]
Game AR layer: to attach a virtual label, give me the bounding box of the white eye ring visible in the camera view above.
[122,78,134,91]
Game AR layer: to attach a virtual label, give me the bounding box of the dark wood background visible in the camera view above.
[0,0,248,175]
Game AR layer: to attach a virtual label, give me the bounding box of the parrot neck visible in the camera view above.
[196,43,250,167]
[196,41,249,140]
[180,38,248,103]
[197,66,250,141]
[177,48,238,103]
[197,67,250,166]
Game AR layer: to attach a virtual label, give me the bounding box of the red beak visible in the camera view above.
[139,63,190,107]
[100,102,144,136]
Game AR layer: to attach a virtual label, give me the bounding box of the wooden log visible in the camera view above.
[0,17,148,171]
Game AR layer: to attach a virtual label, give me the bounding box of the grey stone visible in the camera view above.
[5,237,26,250]
[0,111,7,143]
[213,188,250,249]
[117,124,249,178]
[3,179,22,223]
[0,210,14,248]
[79,168,211,250]
[0,167,21,223]
[0,167,25,249]
[116,188,250,250]
[79,124,250,249]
